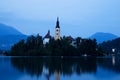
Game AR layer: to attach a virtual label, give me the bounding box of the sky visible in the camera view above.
[0,0,120,38]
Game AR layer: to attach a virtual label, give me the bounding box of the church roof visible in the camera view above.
[44,30,51,38]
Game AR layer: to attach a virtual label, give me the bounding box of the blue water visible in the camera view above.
[0,56,120,80]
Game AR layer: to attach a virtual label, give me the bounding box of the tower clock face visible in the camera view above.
[56,33,59,35]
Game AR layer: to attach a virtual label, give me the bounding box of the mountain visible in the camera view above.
[89,32,118,44]
[0,23,22,35]
[0,23,27,50]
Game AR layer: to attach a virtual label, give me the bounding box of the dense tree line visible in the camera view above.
[98,38,120,55]
[10,34,103,56]
[11,34,44,56]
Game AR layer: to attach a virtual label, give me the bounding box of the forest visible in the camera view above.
[10,34,106,56]
[99,38,120,55]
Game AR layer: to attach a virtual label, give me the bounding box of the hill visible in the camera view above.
[0,23,27,50]
[89,32,118,44]
[0,23,22,35]
[99,37,120,54]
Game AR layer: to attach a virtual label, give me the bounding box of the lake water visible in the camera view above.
[0,56,120,80]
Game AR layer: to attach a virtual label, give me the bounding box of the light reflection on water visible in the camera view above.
[112,56,115,66]
[0,56,120,80]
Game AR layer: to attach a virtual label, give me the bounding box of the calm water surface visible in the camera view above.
[0,56,120,80]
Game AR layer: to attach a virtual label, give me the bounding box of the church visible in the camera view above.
[55,17,61,40]
[43,17,61,44]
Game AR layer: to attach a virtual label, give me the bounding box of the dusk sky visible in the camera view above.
[0,0,120,38]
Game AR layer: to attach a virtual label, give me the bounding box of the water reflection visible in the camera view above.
[11,57,97,79]
[97,56,120,73]
[1,56,118,80]
[0,57,22,80]
[112,56,115,65]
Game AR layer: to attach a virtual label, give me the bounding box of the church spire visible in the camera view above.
[56,17,60,28]
[57,17,59,21]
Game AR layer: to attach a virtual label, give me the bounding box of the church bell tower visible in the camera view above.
[55,17,61,40]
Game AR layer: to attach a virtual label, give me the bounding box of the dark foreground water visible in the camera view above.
[0,56,120,80]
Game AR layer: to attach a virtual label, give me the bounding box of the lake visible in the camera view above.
[0,56,120,80]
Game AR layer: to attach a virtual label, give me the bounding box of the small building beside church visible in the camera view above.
[43,30,51,45]
[66,36,76,47]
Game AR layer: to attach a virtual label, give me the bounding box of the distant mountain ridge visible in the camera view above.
[0,23,22,35]
[0,23,27,50]
[89,32,118,44]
